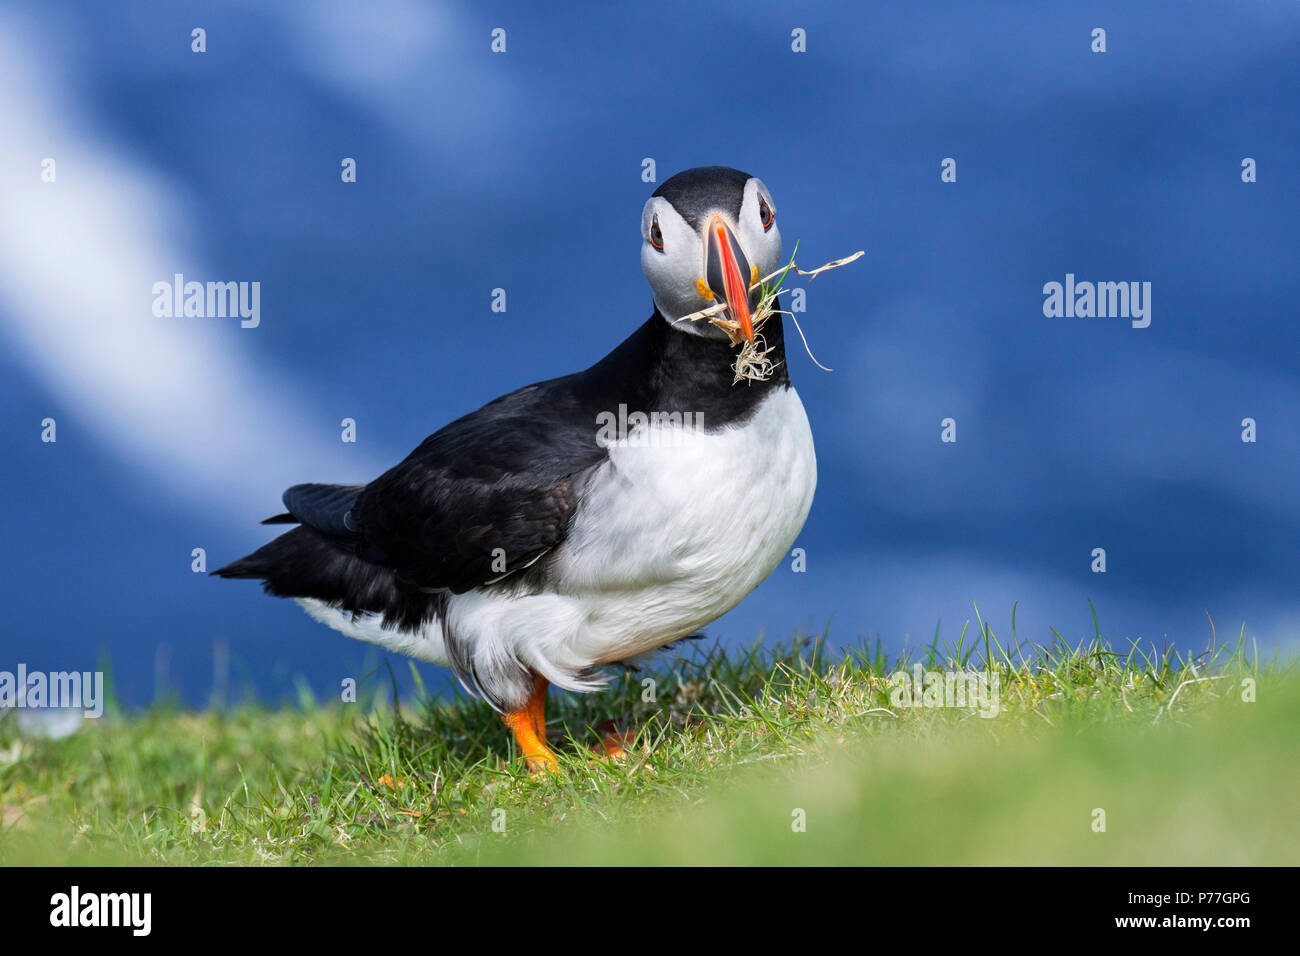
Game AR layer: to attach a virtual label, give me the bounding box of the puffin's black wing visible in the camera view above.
[263,483,365,536]
[350,380,605,593]
[266,377,607,596]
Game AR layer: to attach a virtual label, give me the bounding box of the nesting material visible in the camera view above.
[675,248,864,385]
[731,333,778,385]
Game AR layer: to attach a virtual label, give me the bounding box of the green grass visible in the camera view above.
[2,613,1295,866]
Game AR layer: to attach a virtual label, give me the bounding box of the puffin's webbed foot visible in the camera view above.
[502,676,558,773]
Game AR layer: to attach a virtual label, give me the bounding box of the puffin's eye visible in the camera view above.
[649,215,664,250]
[759,197,774,231]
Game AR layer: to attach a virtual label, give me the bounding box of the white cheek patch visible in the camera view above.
[641,199,711,324]
[737,179,783,280]
[663,206,700,267]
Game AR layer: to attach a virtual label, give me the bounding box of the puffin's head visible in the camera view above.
[640,166,782,343]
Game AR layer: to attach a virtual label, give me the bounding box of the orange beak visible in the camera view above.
[705,215,755,343]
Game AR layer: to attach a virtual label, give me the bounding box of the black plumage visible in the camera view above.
[652,166,752,231]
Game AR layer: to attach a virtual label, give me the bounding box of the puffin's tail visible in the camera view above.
[212,524,348,596]
[212,525,438,631]
[213,482,367,592]
[213,483,441,631]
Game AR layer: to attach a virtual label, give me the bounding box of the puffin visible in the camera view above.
[215,166,817,770]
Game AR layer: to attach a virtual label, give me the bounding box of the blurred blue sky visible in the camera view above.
[2,1,1297,706]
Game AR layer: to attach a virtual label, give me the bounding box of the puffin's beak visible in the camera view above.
[705,215,755,343]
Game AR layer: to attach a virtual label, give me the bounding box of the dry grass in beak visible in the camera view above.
[731,332,779,385]
[674,246,864,385]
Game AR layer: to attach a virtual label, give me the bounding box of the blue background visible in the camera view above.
[2,1,1296,706]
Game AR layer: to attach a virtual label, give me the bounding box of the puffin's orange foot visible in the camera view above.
[589,721,636,762]
[522,746,559,774]
[503,676,558,773]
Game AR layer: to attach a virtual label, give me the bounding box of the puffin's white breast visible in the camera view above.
[549,384,817,665]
